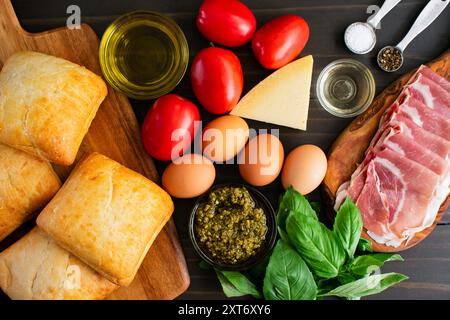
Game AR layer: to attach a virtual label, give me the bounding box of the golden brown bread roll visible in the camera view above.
[37,152,174,286]
[0,51,107,165]
[0,144,61,241]
[0,228,117,300]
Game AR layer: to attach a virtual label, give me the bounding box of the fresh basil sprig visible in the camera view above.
[206,187,407,300]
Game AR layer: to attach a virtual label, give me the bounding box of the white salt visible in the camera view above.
[345,23,376,54]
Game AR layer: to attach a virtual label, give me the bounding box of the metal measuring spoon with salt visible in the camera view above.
[377,0,449,72]
[345,0,402,54]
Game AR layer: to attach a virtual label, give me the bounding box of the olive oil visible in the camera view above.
[316,59,375,118]
[100,11,189,100]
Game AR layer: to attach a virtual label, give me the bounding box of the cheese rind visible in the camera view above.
[231,55,313,130]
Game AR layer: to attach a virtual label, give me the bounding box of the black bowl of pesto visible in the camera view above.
[189,184,277,271]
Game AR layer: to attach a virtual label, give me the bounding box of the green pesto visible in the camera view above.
[195,186,268,265]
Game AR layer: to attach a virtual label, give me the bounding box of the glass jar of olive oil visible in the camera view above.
[99,11,189,100]
[316,59,375,118]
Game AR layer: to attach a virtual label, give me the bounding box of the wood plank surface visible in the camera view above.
[5,0,450,299]
[0,0,189,300]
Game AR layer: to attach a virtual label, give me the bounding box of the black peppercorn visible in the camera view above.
[378,47,403,72]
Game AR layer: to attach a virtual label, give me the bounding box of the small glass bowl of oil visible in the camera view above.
[99,11,189,100]
[316,59,375,118]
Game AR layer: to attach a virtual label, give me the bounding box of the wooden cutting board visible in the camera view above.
[0,0,190,299]
[323,49,450,252]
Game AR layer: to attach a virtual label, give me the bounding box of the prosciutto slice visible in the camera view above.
[356,149,441,245]
[374,127,447,176]
[410,65,450,94]
[335,165,368,212]
[335,127,448,211]
[380,92,450,141]
[407,72,450,119]
[373,114,450,159]
[335,65,450,248]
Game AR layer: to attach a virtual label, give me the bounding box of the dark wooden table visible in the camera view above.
[10,0,450,300]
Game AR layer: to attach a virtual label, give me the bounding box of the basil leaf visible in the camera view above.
[215,270,262,299]
[277,187,317,232]
[357,238,373,253]
[216,272,245,298]
[348,254,403,276]
[319,273,408,298]
[333,197,363,259]
[263,239,317,300]
[286,213,345,279]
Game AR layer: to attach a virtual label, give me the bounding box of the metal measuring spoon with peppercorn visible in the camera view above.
[377,0,449,72]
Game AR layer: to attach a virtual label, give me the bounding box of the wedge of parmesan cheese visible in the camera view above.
[231,55,313,130]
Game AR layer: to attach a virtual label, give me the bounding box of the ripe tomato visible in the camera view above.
[252,15,310,70]
[196,0,256,47]
[191,47,244,115]
[141,94,200,161]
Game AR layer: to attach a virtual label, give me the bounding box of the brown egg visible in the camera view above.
[281,144,327,195]
[162,154,215,199]
[238,133,284,186]
[202,115,249,163]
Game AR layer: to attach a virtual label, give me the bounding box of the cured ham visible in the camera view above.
[336,128,448,212]
[380,92,450,141]
[373,127,447,176]
[414,65,450,93]
[357,149,440,244]
[374,118,450,159]
[335,65,450,248]
[407,72,450,119]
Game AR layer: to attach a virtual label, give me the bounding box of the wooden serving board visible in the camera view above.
[323,49,450,252]
[0,0,189,299]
